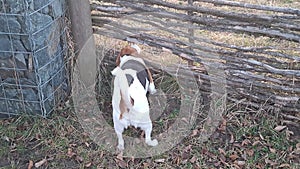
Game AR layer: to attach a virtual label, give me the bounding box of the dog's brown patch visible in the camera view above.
[116,46,138,66]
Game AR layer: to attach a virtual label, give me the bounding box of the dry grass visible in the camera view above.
[0,99,299,168]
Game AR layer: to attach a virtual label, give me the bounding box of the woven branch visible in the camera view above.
[91,0,300,114]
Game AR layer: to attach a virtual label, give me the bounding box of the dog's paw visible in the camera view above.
[146,139,158,147]
[117,143,125,150]
[149,83,157,94]
[150,88,157,94]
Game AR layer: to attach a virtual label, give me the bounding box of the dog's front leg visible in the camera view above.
[146,68,157,94]
[149,82,157,94]
[142,123,158,147]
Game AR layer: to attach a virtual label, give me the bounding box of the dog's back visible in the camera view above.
[121,59,150,91]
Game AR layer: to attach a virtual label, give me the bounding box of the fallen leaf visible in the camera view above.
[246,149,254,157]
[35,133,42,140]
[202,148,217,158]
[230,134,235,143]
[99,151,104,158]
[190,156,197,163]
[274,125,286,132]
[218,148,226,155]
[219,154,226,163]
[75,156,83,162]
[214,161,221,167]
[184,145,192,152]
[182,152,190,160]
[181,118,188,123]
[181,159,188,165]
[83,118,91,122]
[85,162,92,167]
[256,163,263,169]
[116,151,123,161]
[155,159,165,163]
[235,160,245,166]
[219,155,229,166]
[254,137,261,140]
[3,136,10,142]
[95,127,102,131]
[233,143,242,148]
[295,143,300,154]
[229,154,239,161]
[35,159,47,168]
[67,127,74,134]
[285,129,294,139]
[175,156,180,165]
[259,133,264,140]
[232,163,242,169]
[67,148,76,157]
[252,140,262,146]
[265,159,277,166]
[241,139,251,146]
[28,160,34,169]
[190,129,198,137]
[143,162,149,167]
[269,148,276,153]
[48,156,54,161]
[278,163,290,168]
[115,152,126,168]
[241,151,247,160]
[82,132,89,137]
[289,146,293,152]
[218,118,227,131]
[117,160,127,168]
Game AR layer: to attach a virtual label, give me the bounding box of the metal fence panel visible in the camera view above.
[0,0,70,118]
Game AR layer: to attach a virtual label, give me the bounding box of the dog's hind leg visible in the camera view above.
[142,123,158,147]
[115,127,125,150]
[113,117,125,150]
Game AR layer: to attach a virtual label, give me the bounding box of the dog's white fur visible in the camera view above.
[111,45,158,150]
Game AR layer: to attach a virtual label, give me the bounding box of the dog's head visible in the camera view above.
[116,44,141,66]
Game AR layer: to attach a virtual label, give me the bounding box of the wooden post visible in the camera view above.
[67,0,93,53]
[67,0,97,87]
[187,0,194,66]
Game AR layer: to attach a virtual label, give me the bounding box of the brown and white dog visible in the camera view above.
[111,44,158,150]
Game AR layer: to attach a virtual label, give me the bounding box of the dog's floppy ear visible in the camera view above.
[116,53,121,66]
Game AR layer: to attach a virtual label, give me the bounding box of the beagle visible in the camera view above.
[111,44,158,150]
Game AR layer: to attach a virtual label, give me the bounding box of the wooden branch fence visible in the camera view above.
[90,0,300,117]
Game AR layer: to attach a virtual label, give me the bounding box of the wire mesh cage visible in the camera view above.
[0,0,70,118]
